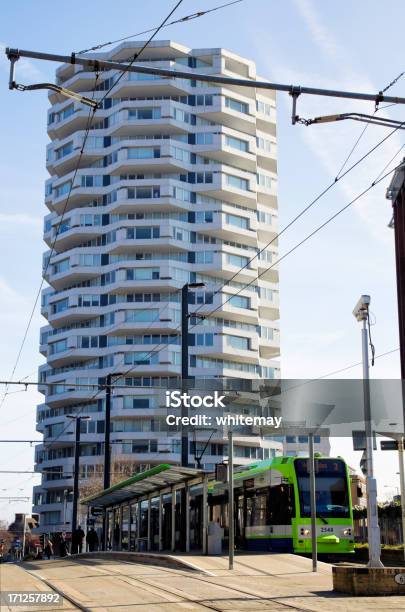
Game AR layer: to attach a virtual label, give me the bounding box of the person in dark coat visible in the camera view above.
[86,527,99,552]
[72,526,85,554]
[59,533,69,557]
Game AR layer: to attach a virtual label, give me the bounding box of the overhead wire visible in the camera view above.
[0,75,100,414]
[0,1,186,418]
[75,1,243,55]
[34,1,187,455]
[96,0,184,108]
[335,69,405,179]
[189,119,405,323]
[188,159,404,330]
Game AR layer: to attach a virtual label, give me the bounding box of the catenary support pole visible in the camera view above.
[104,373,112,490]
[102,373,112,550]
[361,315,383,567]
[228,429,234,570]
[309,432,317,572]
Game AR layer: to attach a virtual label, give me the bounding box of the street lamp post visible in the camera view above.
[352,295,383,568]
[67,414,90,551]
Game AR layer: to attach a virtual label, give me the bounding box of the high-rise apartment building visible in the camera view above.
[33,41,281,532]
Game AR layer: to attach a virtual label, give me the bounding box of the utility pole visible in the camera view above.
[308,433,317,572]
[228,429,234,570]
[180,282,204,467]
[353,295,383,568]
[104,373,112,490]
[67,414,89,552]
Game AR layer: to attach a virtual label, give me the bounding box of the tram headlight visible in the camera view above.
[343,528,352,536]
[300,528,310,535]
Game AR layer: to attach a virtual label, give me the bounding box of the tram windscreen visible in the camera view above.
[294,458,350,518]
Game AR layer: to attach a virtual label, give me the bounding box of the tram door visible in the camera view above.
[190,492,203,550]
[235,493,246,549]
[161,494,172,550]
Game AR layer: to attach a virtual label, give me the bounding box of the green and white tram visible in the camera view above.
[208,456,354,554]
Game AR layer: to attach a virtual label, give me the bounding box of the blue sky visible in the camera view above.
[0,0,404,522]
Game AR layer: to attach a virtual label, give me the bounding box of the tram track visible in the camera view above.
[19,558,313,612]
[18,565,90,612]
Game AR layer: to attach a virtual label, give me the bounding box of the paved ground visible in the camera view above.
[1,553,405,611]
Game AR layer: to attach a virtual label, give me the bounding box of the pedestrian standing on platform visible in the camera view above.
[86,527,99,552]
[44,536,53,560]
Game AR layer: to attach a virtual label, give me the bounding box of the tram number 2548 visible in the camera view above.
[320,527,334,533]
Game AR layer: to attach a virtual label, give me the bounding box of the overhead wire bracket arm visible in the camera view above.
[6,48,98,109]
[304,112,405,130]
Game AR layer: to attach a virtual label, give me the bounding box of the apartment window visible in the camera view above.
[225,135,248,152]
[124,352,159,366]
[196,171,213,184]
[256,99,273,116]
[42,511,61,525]
[196,94,213,106]
[195,133,213,145]
[128,147,160,159]
[226,335,250,351]
[195,251,214,264]
[55,141,73,160]
[124,397,150,409]
[257,173,272,189]
[52,298,69,314]
[54,181,71,198]
[226,174,249,191]
[225,213,249,229]
[173,186,193,202]
[127,227,160,240]
[128,107,161,120]
[257,210,273,225]
[228,295,250,309]
[188,333,214,347]
[126,268,160,281]
[49,339,67,354]
[78,295,100,307]
[125,309,160,323]
[79,254,101,266]
[225,97,249,114]
[53,259,69,274]
[80,214,101,226]
[227,253,249,267]
[256,136,272,153]
[195,211,214,223]
[81,175,103,188]
[79,336,99,348]
[127,186,160,199]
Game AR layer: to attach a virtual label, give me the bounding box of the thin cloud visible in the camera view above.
[0,213,42,227]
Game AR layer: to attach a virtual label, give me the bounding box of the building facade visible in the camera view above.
[33,41,282,533]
